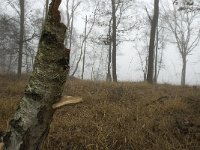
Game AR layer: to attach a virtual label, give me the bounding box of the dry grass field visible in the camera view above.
[0,75,200,150]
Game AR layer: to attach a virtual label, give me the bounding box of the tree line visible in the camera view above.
[0,0,200,85]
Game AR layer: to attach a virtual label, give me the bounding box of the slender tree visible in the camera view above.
[154,27,159,83]
[163,2,200,86]
[69,0,76,50]
[71,4,97,77]
[107,19,112,82]
[0,15,18,74]
[147,0,159,84]
[81,16,88,79]
[111,0,117,82]
[17,0,25,79]
[45,0,49,17]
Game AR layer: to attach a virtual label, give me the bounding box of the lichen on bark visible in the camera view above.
[3,0,67,149]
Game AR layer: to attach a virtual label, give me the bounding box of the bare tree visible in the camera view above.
[71,3,98,77]
[0,14,19,74]
[65,0,81,49]
[89,0,135,81]
[5,0,40,76]
[154,26,166,83]
[111,0,117,82]
[163,1,200,85]
[17,0,25,79]
[147,0,160,84]
[45,0,49,18]
[136,48,148,81]
[81,15,88,79]
[106,19,112,81]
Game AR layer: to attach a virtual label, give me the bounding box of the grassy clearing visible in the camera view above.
[0,76,200,150]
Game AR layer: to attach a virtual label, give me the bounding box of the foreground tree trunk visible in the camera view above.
[147,0,159,84]
[3,0,67,149]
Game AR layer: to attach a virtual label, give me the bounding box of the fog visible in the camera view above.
[1,0,200,85]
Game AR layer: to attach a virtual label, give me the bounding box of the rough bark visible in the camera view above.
[111,0,117,82]
[3,0,67,149]
[17,0,25,79]
[147,0,159,84]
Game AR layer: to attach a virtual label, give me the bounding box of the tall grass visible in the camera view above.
[0,76,200,150]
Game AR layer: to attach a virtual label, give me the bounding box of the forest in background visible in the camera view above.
[1,0,200,85]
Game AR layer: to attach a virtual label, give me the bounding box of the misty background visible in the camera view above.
[0,0,200,85]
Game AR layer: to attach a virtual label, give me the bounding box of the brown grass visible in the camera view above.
[0,76,200,150]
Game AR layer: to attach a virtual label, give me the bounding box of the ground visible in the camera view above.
[0,75,200,150]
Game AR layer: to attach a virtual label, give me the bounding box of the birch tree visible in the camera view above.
[2,0,69,149]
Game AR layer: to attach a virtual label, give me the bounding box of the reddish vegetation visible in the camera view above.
[0,75,200,149]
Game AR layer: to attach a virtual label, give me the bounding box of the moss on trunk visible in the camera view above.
[3,0,67,149]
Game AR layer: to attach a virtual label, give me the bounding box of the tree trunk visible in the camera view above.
[7,54,13,74]
[107,41,112,82]
[65,0,70,47]
[3,0,67,149]
[69,0,75,50]
[1,55,6,73]
[154,27,159,83]
[45,0,49,18]
[107,20,112,82]
[17,0,25,79]
[147,0,159,84]
[111,0,117,82]
[81,16,87,80]
[71,8,96,77]
[144,56,148,81]
[181,55,187,86]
